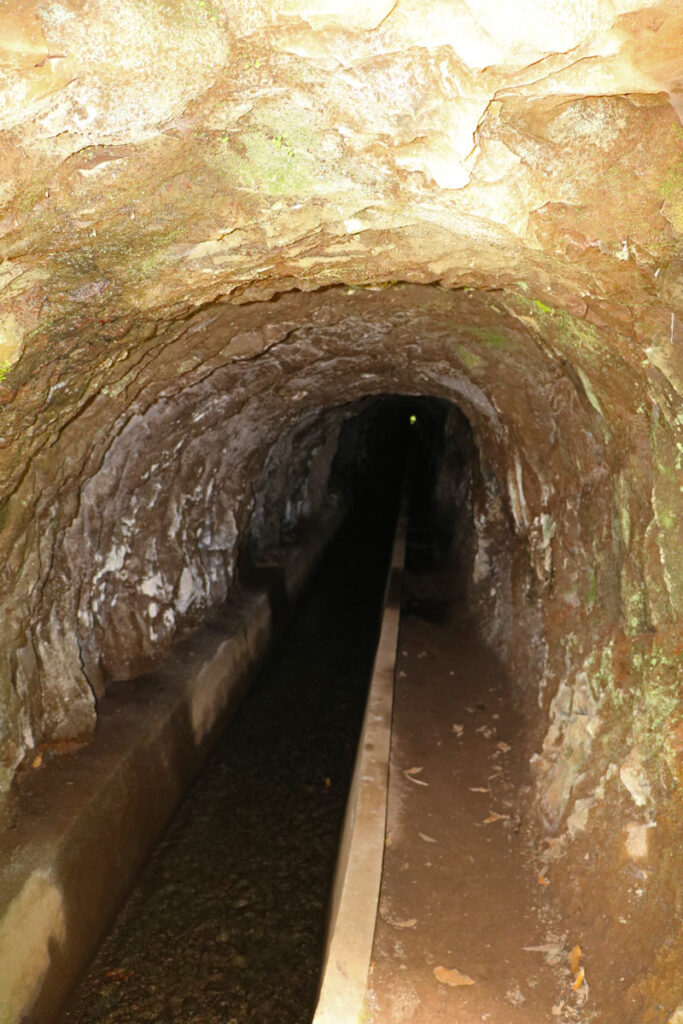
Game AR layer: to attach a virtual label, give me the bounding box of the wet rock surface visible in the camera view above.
[59,488,398,1024]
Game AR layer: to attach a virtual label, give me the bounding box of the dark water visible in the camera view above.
[60,489,398,1024]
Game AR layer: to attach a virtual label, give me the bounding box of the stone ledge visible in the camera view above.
[312,504,405,1024]
[0,495,347,1024]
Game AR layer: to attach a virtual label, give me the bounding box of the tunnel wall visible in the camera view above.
[1,356,353,788]
[0,492,348,1024]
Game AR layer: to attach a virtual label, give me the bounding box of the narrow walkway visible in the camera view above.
[368,559,588,1024]
[59,493,398,1024]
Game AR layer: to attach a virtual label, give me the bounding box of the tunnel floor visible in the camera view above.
[59,493,397,1024]
[368,554,593,1023]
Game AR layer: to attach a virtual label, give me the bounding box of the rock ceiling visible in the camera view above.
[1,0,682,354]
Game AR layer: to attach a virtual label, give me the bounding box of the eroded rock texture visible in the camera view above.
[0,1,681,1019]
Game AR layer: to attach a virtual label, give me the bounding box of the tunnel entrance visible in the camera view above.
[47,390,675,1024]
[57,394,491,1024]
[58,399,413,1024]
[332,393,477,573]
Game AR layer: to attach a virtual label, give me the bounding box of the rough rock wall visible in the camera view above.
[247,408,345,559]
[0,1,682,1016]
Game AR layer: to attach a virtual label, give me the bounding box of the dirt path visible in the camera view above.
[368,561,592,1024]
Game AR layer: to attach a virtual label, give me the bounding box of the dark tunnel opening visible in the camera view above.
[330,393,477,575]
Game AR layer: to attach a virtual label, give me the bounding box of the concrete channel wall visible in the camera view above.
[313,505,406,1024]
[0,494,348,1024]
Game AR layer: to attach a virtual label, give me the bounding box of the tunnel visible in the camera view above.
[0,2,682,1023]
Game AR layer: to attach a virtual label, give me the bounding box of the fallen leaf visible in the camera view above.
[392,917,417,929]
[452,724,464,736]
[538,874,550,886]
[405,773,429,787]
[572,966,585,991]
[569,944,582,975]
[483,812,510,824]
[405,766,424,775]
[31,754,42,769]
[419,832,437,843]
[497,741,511,752]
[470,787,489,793]
[433,965,475,987]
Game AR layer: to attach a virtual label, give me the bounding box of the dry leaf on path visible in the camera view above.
[569,944,582,975]
[483,812,510,824]
[497,741,512,752]
[405,766,424,775]
[391,918,417,929]
[418,832,437,843]
[470,787,488,793]
[434,965,475,987]
[572,966,586,991]
[405,773,429,787]
[452,724,464,736]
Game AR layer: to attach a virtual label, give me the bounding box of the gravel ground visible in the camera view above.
[60,496,397,1024]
